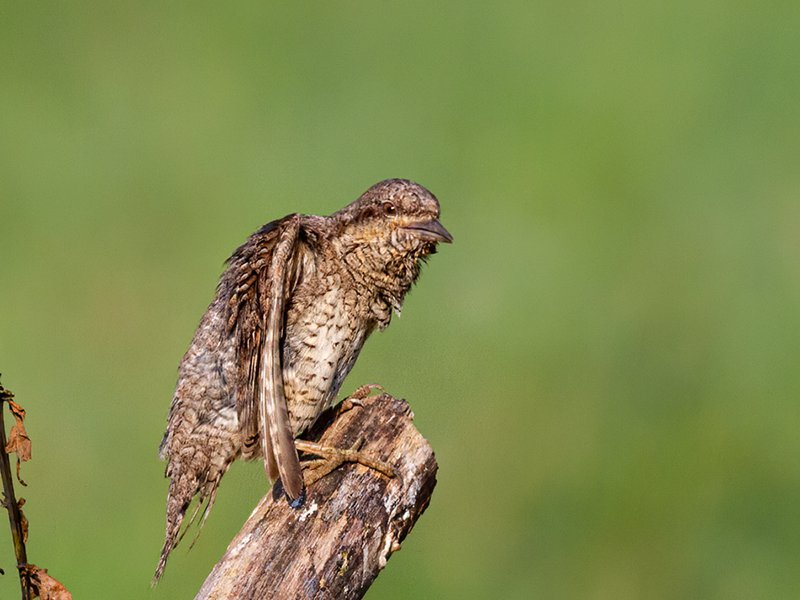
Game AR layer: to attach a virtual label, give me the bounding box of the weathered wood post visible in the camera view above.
[196,393,438,600]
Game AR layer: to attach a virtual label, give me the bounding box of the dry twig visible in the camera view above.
[1,379,71,600]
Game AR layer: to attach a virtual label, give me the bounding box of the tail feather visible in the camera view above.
[153,475,194,585]
[152,430,238,584]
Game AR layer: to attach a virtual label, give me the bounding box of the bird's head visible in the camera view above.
[330,178,452,303]
[335,178,453,255]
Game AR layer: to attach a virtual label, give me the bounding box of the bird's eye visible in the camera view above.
[382,202,396,215]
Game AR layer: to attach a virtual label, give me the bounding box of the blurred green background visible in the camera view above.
[2,2,799,598]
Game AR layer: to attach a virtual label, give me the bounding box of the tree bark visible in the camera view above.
[196,393,438,600]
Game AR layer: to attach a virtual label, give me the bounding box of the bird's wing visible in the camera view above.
[226,214,308,501]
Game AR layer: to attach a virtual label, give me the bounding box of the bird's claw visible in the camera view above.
[296,438,395,489]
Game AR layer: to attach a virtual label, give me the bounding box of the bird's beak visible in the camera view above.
[402,218,454,244]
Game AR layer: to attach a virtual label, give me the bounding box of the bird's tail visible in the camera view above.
[152,428,237,585]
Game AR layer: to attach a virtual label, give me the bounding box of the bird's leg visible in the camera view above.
[296,437,395,488]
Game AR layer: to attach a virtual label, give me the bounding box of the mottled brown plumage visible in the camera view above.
[154,179,452,581]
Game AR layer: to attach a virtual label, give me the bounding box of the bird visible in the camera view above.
[153,178,452,581]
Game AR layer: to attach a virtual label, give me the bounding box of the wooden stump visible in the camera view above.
[196,393,438,600]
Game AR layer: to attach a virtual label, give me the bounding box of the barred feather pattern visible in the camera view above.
[154,179,450,582]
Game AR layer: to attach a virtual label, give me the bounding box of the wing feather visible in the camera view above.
[225,215,305,499]
[259,216,304,499]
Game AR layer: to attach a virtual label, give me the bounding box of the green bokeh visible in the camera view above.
[2,2,800,598]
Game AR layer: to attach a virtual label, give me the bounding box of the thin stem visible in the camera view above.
[0,384,30,600]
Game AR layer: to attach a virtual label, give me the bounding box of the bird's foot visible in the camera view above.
[341,383,386,412]
[296,438,395,488]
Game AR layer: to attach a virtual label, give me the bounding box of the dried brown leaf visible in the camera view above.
[24,564,73,600]
[4,398,31,485]
[17,497,28,543]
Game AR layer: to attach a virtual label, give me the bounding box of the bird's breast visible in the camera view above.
[281,286,369,435]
